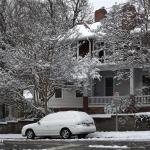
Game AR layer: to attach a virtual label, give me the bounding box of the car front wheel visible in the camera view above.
[26,129,35,139]
[60,128,71,139]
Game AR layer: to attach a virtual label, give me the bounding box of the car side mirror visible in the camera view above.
[37,121,40,125]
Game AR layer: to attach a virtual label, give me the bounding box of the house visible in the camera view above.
[47,8,106,112]
[48,6,150,114]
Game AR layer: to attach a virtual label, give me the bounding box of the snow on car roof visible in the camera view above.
[41,111,91,122]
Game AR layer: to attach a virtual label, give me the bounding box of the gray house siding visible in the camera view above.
[115,79,130,96]
[48,88,83,108]
[93,69,146,97]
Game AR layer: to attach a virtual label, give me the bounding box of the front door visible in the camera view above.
[105,77,113,96]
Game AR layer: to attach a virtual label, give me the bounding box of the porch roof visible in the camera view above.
[98,62,150,71]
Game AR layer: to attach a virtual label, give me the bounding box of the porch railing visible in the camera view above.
[88,95,150,106]
[135,95,150,104]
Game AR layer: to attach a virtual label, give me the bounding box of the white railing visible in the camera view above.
[135,95,150,104]
[88,96,119,105]
[89,95,150,106]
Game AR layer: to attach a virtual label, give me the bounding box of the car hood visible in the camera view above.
[22,123,37,130]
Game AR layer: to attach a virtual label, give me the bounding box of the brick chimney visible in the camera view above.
[95,7,107,22]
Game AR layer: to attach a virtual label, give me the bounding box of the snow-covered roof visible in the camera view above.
[65,22,105,40]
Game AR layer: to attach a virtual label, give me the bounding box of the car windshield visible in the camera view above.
[40,112,63,122]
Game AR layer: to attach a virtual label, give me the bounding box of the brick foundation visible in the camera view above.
[88,107,104,114]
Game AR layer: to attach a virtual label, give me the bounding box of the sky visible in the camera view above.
[89,0,128,11]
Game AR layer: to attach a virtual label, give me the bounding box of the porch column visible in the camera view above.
[87,39,91,57]
[83,85,88,112]
[77,41,79,58]
[130,68,134,95]
[8,105,13,120]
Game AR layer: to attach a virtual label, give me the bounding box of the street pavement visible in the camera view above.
[0,139,150,150]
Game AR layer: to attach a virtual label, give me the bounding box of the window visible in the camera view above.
[142,75,150,95]
[99,50,104,62]
[94,41,104,50]
[79,40,89,57]
[94,41,105,62]
[76,90,83,97]
[55,88,62,98]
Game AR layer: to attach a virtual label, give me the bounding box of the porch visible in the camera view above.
[90,68,150,107]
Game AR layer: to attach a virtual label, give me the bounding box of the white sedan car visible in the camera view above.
[22,111,96,139]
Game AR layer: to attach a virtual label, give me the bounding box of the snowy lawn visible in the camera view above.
[87,131,150,141]
[0,131,150,141]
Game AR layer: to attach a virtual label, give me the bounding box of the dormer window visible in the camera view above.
[94,40,105,62]
[99,50,104,62]
[94,41,104,50]
[79,40,89,57]
[142,75,150,95]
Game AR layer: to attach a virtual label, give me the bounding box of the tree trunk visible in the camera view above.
[44,98,48,115]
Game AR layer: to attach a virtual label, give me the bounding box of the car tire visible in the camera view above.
[78,134,87,139]
[26,129,35,139]
[60,128,71,139]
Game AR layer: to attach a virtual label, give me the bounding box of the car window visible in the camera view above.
[76,112,93,122]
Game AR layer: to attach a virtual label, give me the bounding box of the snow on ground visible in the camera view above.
[89,145,129,149]
[0,131,150,141]
[87,131,150,141]
[0,134,24,139]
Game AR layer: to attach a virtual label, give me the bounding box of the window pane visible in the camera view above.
[99,50,104,62]
[76,90,83,97]
[55,88,62,98]
[79,40,89,57]
[142,75,150,95]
